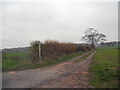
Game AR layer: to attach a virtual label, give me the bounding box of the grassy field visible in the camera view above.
[96,46,119,50]
[89,48,119,88]
[2,52,30,72]
[2,51,87,72]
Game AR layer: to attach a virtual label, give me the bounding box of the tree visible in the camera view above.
[82,28,106,49]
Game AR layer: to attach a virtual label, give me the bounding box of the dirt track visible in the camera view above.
[3,51,96,88]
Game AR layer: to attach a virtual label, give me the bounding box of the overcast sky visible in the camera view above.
[1,0,119,49]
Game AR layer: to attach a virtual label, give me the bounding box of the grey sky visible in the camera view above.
[1,0,119,49]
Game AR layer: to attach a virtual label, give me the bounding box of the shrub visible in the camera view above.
[86,45,93,51]
[60,42,77,54]
[30,40,92,62]
[78,45,85,51]
[30,40,78,62]
[42,40,77,60]
[30,41,40,63]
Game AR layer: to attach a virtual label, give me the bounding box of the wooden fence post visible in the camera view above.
[38,41,42,60]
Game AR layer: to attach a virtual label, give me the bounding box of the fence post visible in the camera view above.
[38,41,42,60]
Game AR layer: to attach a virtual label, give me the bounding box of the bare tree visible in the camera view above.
[82,28,106,49]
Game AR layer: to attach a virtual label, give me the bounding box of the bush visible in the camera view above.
[30,41,40,63]
[86,45,93,51]
[30,40,92,63]
[78,45,85,51]
[42,40,77,60]
[30,40,78,62]
[77,44,92,52]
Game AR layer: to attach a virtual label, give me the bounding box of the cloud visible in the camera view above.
[1,1,118,48]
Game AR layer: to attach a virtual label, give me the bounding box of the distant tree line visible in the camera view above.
[100,41,120,47]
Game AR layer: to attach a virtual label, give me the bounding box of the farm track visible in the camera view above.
[3,51,96,88]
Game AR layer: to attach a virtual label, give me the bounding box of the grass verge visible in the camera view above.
[3,51,87,72]
[88,48,119,88]
[74,50,94,63]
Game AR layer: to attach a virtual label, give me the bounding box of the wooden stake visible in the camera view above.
[39,41,41,59]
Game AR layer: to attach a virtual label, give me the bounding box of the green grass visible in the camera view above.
[2,52,30,72]
[89,48,119,88]
[96,46,119,50]
[2,51,87,72]
[74,50,94,63]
